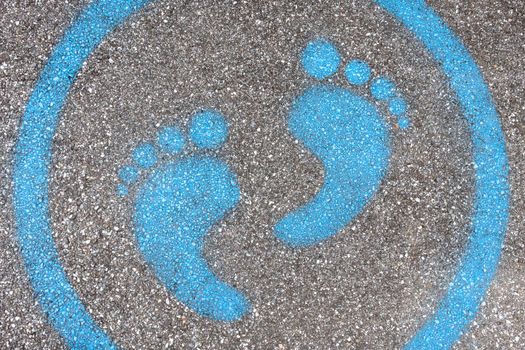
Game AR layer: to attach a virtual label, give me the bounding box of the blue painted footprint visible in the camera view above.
[275,38,411,247]
[117,110,250,321]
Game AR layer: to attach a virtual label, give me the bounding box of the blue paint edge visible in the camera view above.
[375,1,510,349]
[12,0,510,348]
[12,0,152,348]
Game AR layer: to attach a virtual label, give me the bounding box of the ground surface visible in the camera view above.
[0,0,524,349]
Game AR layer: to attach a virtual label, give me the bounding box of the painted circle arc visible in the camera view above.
[12,0,509,349]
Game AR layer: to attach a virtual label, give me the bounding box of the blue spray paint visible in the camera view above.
[374,0,510,348]
[12,0,509,347]
[132,143,158,168]
[397,116,411,130]
[189,110,229,150]
[345,59,372,85]
[12,0,153,348]
[118,165,139,185]
[388,97,408,116]
[370,77,396,100]
[275,40,410,247]
[301,39,341,80]
[118,111,250,321]
[157,126,185,154]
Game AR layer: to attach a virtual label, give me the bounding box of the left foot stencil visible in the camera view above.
[117,110,250,321]
[275,38,411,247]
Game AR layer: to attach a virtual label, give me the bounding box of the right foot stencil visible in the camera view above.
[117,110,249,321]
[274,38,411,247]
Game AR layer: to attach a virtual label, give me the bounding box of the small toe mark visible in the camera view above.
[189,110,229,150]
[345,59,371,85]
[388,97,408,116]
[370,77,396,100]
[117,184,129,197]
[133,143,157,169]
[157,126,185,154]
[397,116,411,129]
[301,39,340,80]
[119,165,139,185]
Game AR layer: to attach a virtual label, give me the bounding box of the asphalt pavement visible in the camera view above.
[1,0,524,349]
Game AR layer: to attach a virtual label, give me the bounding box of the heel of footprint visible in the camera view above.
[117,110,249,321]
[275,38,411,247]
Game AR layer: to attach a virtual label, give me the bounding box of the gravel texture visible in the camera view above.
[1,0,524,349]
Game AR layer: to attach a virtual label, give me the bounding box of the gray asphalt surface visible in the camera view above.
[1,0,524,349]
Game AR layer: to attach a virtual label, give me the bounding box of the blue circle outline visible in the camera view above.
[12,0,509,349]
[12,0,152,347]
[376,1,509,348]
